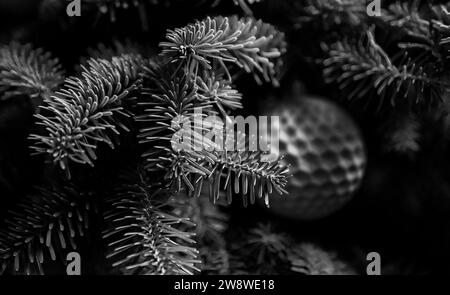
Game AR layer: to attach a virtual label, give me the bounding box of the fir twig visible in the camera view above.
[229,223,290,274]
[160,15,286,86]
[382,1,442,59]
[102,177,200,275]
[295,0,368,29]
[82,40,148,66]
[0,43,64,104]
[322,31,446,110]
[0,185,91,275]
[172,191,228,246]
[383,112,421,154]
[289,243,356,275]
[196,72,243,118]
[30,54,143,174]
[138,59,289,206]
[171,191,230,274]
[210,0,261,15]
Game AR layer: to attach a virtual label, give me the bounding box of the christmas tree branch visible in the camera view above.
[196,73,243,118]
[383,112,421,154]
[295,0,368,29]
[102,174,200,275]
[195,149,289,206]
[30,54,143,174]
[322,31,446,110]
[0,184,91,275]
[138,58,289,205]
[0,43,64,104]
[160,15,286,86]
[289,243,356,275]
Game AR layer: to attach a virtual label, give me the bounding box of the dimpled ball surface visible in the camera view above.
[267,96,366,220]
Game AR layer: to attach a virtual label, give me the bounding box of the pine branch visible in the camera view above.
[229,223,291,274]
[30,54,143,174]
[171,191,230,274]
[322,31,446,110]
[196,73,243,118]
[245,223,289,265]
[172,191,228,247]
[160,15,286,86]
[85,0,146,21]
[381,1,443,60]
[0,184,91,275]
[195,149,289,206]
[383,112,421,154]
[82,40,148,66]
[233,0,261,14]
[430,2,450,26]
[377,1,450,68]
[382,1,428,38]
[295,0,368,29]
[137,59,212,181]
[228,224,356,275]
[138,59,289,206]
[0,43,64,104]
[140,17,289,205]
[289,243,356,275]
[210,0,261,15]
[433,6,450,62]
[198,247,232,274]
[84,0,181,30]
[102,177,200,275]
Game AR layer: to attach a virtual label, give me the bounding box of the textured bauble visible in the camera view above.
[265,96,366,220]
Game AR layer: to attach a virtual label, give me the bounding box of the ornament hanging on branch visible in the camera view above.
[264,95,366,220]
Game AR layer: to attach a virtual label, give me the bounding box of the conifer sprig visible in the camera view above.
[160,16,286,86]
[30,55,143,173]
[246,223,289,264]
[210,0,261,15]
[296,0,368,29]
[174,193,228,246]
[137,60,213,183]
[230,0,260,15]
[289,243,356,275]
[0,43,64,103]
[103,179,200,275]
[82,40,147,66]
[194,149,290,206]
[228,223,290,274]
[322,31,446,110]
[0,185,91,275]
[170,191,229,274]
[138,59,288,206]
[382,1,428,39]
[381,2,442,59]
[196,73,243,117]
[383,112,421,154]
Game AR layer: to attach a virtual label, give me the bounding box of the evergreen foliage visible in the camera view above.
[30,55,143,174]
[0,5,288,274]
[0,184,91,275]
[103,176,200,275]
[322,31,445,110]
[0,43,64,103]
[4,0,445,276]
[160,16,286,85]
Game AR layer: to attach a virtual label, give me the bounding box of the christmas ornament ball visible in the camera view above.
[266,96,366,220]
